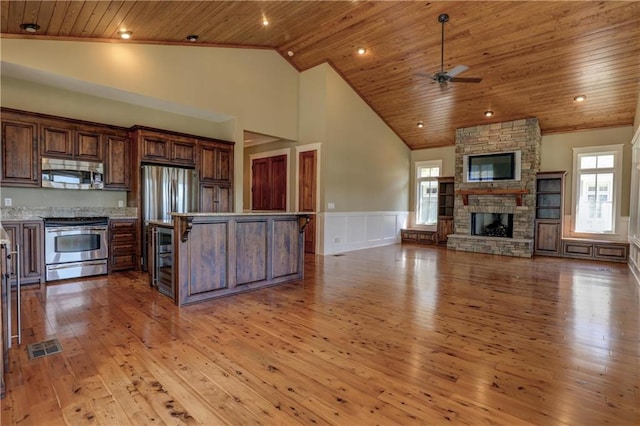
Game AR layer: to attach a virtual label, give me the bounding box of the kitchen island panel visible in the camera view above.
[272,218,301,278]
[174,213,306,306]
[235,220,268,285]
[183,221,229,302]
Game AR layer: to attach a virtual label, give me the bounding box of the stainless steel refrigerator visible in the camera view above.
[141,165,198,270]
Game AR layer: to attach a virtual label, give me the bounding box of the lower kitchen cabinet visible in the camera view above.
[1,221,45,290]
[109,219,138,272]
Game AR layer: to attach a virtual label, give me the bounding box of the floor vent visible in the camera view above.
[27,338,63,360]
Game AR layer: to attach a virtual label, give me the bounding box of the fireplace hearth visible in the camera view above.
[471,213,514,238]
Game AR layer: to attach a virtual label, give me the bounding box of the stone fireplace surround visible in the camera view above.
[447,118,541,258]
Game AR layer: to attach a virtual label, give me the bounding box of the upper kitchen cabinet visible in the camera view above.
[104,132,131,190]
[0,110,39,187]
[1,108,131,190]
[40,118,104,162]
[198,140,233,183]
[132,127,196,166]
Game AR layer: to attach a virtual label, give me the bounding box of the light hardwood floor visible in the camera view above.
[2,244,639,425]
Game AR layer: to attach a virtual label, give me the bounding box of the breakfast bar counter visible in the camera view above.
[169,212,310,306]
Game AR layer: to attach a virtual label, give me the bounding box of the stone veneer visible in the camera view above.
[447,118,541,257]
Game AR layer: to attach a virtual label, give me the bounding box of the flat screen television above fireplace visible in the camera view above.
[463,151,521,182]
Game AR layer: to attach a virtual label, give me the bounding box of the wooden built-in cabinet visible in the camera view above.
[437,176,455,244]
[0,108,131,190]
[133,127,197,166]
[109,219,138,272]
[534,172,565,256]
[40,119,104,162]
[400,229,436,245]
[1,221,45,290]
[198,140,234,213]
[1,113,39,187]
[104,134,130,189]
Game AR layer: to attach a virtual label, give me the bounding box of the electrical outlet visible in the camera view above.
[334,237,341,243]
[118,200,124,207]
[328,202,335,209]
[4,197,12,207]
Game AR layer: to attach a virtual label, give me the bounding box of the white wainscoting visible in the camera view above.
[317,211,409,255]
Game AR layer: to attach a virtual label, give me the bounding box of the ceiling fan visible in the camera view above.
[426,13,482,86]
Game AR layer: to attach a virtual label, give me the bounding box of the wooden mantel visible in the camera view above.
[457,188,529,206]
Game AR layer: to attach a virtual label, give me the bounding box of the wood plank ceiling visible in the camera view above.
[1,1,639,150]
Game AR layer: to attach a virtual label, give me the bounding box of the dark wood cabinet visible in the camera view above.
[40,120,104,162]
[198,140,233,212]
[436,176,454,244]
[136,128,196,166]
[2,108,131,190]
[534,171,565,256]
[0,114,39,187]
[104,134,130,190]
[200,183,232,213]
[40,122,73,158]
[198,141,232,183]
[2,221,45,289]
[75,129,103,161]
[109,219,138,272]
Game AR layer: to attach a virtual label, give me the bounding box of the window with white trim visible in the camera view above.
[415,160,441,225]
[572,145,623,235]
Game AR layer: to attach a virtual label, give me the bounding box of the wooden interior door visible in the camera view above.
[251,155,287,211]
[298,150,317,254]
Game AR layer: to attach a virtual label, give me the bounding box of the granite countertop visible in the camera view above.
[0,207,138,221]
[146,220,174,227]
[171,211,312,217]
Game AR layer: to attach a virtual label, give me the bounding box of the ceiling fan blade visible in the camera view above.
[414,72,433,79]
[450,77,482,83]
[445,65,469,78]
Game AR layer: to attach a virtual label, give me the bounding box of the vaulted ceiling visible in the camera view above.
[2,1,639,150]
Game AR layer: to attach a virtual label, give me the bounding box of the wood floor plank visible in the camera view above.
[1,244,639,425]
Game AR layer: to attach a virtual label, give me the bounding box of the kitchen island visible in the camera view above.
[164,212,310,306]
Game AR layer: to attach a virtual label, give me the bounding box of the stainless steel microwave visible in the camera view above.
[41,158,104,190]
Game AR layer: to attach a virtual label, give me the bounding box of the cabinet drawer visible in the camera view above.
[110,253,137,270]
[563,241,593,258]
[594,244,628,261]
[110,242,136,253]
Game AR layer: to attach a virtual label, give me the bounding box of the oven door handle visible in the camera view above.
[47,260,108,270]
[46,227,107,233]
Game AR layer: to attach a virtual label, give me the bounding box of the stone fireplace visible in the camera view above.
[447,118,541,257]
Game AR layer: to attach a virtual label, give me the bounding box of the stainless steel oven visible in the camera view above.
[44,217,109,281]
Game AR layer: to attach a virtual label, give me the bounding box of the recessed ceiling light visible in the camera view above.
[262,18,269,26]
[357,47,367,55]
[417,122,424,128]
[573,95,587,102]
[484,110,494,117]
[287,51,294,57]
[118,30,132,40]
[20,23,40,33]
[186,35,199,42]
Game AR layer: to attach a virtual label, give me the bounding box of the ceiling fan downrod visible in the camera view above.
[438,13,449,75]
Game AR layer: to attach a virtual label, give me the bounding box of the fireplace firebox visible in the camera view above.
[471,213,514,238]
